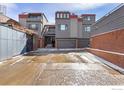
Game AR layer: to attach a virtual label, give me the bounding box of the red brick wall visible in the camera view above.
[87,48,124,68]
[90,29,124,68]
[91,29,124,53]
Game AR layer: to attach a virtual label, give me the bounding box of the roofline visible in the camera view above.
[81,14,96,16]
[19,12,48,22]
[42,13,48,22]
[0,14,38,35]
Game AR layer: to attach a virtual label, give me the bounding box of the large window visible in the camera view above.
[60,13,63,18]
[56,13,70,19]
[67,14,69,18]
[28,24,39,30]
[59,24,68,31]
[84,16,91,21]
[57,13,59,18]
[84,26,91,32]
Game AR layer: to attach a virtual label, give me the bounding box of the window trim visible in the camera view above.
[84,26,91,32]
[59,24,68,31]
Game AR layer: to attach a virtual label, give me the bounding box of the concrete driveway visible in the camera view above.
[0,49,124,85]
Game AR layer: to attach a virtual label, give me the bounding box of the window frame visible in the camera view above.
[84,26,91,32]
[59,24,68,31]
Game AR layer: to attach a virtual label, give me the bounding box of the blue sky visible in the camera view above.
[3,3,120,23]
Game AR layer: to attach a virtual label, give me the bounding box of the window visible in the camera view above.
[87,16,91,21]
[67,14,69,18]
[28,24,39,30]
[64,14,66,18]
[84,16,91,21]
[60,13,63,18]
[84,26,91,32]
[57,13,59,18]
[59,24,68,31]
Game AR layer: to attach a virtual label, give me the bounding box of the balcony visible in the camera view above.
[27,17,42,22]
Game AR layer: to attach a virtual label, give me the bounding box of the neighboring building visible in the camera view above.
[0,14,39,61]
[0,5,6,15]
[89,4,124,68]
[19,13,48,36]
[55,11,95,48]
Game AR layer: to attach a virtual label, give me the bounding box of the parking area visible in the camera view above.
[0,49,124,85]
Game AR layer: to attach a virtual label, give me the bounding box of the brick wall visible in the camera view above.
[89,29,124,68]
[91,29,124,53]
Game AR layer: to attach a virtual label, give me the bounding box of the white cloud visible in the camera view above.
[71,3,106,10]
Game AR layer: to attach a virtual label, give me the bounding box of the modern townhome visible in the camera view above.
[19,12,48,48]
[55,11,95,48]
[19,12,48,36]
[89,4,124,68]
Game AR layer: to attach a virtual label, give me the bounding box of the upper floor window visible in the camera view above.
[56,13,70,19]
[84,26,91,32]
[28,24,39,30]
[60,13,63,18]
[59,24,68,31]
[67,14,69,18]
[57,13,59,18]
[64,14,66,18]
[84,16,91,21]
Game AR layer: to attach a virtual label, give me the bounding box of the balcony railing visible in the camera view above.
[27,18,42,22]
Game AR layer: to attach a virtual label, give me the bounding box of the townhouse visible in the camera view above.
[55,11,95,48]
[19,12,48,47]
[19,12,48,36]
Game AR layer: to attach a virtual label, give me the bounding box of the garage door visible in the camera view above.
[78,38,90,48]
[57,39,76,48]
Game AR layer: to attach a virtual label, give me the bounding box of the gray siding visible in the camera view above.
[82,16,95,25]
[27,22,42,35]
[82,15,95,38]
[55,19,70,38]
[0,25,27,61]
[82,25,91,38]
[91,5,124,36]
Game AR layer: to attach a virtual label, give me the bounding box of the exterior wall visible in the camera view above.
[89,5,124,68]
[78,20,83,38]
[42,15,48,27]
[0,25,27,61]
[19,13,48,37]
[82,15,95,24]
[82,25,90,38]
[90,29,124,54]
[91,5,124,36]
[87,48,124,68]
[19,18,27,27]
[70,18,78,38]
[55,19,70,38]
[82,15,95,38]
[26,21,42,35]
